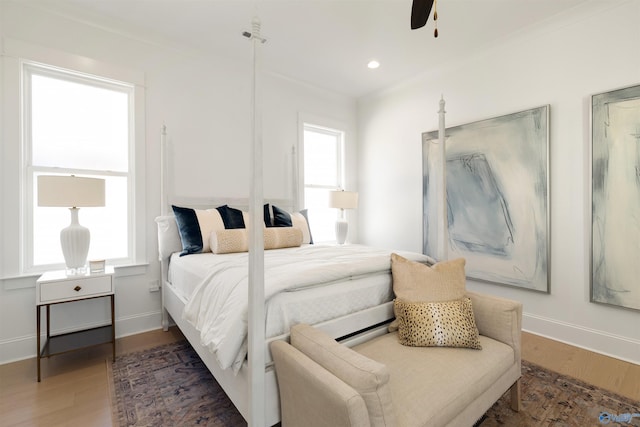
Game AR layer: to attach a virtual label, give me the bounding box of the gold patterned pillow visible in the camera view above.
[394,298,482,350]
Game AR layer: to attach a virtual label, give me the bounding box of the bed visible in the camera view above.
[156,20,447,426]
[156,208,434,425]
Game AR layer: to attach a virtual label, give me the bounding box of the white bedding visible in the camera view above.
[176,244,433,372]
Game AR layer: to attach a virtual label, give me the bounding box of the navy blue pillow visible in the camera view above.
[272,205,292,227]
[172,205,203,256]
[216,205,245,229]
[264,203,273,227]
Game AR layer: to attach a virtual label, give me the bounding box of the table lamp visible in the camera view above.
[329,190,358,244]
[37,175,105,272]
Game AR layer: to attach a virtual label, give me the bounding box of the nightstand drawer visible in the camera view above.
[39,275,112,303]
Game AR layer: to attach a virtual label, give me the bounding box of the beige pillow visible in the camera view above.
[264,227,303,249]
[211,229,248,254]
[394,298,482,350]
[391,254,466,301]
[210,227,303,254]
[195,209,227,253]
[290,324,396,427]
[389,254,467,331]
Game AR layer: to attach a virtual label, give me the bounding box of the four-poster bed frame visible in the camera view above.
[156,18,448,427]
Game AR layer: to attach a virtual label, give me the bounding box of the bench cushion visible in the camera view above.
[354,333,515,427]
[291,324,396,427]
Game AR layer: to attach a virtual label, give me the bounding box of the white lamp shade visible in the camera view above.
[38,175,105,208]
[329,190,358,210]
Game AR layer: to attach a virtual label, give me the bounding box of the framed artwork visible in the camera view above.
[423,106,549,292]
[591,84,640,311]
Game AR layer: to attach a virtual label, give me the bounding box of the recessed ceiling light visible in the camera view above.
[367,60,380,69]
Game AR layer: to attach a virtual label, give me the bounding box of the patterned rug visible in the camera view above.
[108,340,246,426]
[480,362,640,427]
[109,340,640,427]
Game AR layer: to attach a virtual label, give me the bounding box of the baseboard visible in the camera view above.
[0,333,35,365]
[115,310,164,338]
[4,310,636,366]
[523,312,640,365]
[0,310,163,365]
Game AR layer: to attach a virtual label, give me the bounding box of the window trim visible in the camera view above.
[302,123,345,191]
[297,113,349,243]
[1,38,146,277]
[297,113,348,208]
[22,61,137,272]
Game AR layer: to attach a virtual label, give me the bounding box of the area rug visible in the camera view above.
[480,362,640,427]
[108,340,246,426]
[109,340,640,427]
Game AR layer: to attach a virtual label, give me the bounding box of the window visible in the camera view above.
[302,123,345,243]
[23,62,134,271]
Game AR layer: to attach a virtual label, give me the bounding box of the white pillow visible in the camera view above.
[155,215,182,260]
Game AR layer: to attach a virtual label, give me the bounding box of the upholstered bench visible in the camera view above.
[271,291,522,427]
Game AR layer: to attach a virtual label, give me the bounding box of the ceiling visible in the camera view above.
[27,0,593,98]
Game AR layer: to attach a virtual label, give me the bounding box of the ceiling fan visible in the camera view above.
[411,0,439,37]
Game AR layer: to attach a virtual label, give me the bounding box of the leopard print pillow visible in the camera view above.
[394,297,482,350]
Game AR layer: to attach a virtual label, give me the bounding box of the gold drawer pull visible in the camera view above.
[74,285,82,292]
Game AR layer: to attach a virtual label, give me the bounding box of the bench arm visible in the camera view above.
[270,340,371,427]
[466,291,522,365]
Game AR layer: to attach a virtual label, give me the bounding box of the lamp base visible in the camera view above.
[61,208,90,270]
[335,218,348,245]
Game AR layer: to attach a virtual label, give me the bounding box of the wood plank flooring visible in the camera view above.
[0,329,637,427]
[521,332,640,404]
[0,328,184,427]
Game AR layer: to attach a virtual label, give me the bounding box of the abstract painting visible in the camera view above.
[591,84,640,311]
[423,106,549,292]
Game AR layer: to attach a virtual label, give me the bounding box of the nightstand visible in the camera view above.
[36,266,115,382]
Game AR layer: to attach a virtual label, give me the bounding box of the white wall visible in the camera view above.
[357,0,640,363]
[2,0,637,367]
[0,2,356,363]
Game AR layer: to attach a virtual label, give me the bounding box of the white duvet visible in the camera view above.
[182,244,433,373]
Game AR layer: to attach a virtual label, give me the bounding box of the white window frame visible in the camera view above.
[22,62,135,272]
[297,113,348,243]
[1,38,146,279]
[303,123,345,192]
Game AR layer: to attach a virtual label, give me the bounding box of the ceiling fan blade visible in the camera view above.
[411,0,435,30]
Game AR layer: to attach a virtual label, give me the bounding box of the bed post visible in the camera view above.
[160,124,170,331]
[160,124,168,216]
[436,96,448,261]
[291,145,299,211]
[247,16,266,427]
